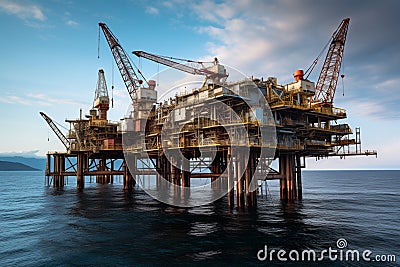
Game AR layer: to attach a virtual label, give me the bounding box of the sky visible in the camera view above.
[0,0,399,169]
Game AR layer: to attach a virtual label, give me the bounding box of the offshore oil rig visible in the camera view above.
[42,18,376,209]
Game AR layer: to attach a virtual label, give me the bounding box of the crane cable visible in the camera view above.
[341,58,345,96]
[54,119,69,131]
[98,24,149,88]
[157,62,160,87]
[341,74,345,96]
[150,53,214,64]
[97,25,101,59]
[111,62,114,108]
[304,36,332,79]
[304,25,341,80]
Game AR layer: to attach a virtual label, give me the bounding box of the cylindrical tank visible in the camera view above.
[293,69,304,82]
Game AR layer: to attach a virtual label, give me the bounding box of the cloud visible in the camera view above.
[0,0,45,22]
[0,95,32,105]
[112,89,127,97]
[27,93,86,106]
[0,150,42,158]
[0,93,86,107]
[338,72,400,120]
[182,0,400,119]
[341,97,400,120]
[63,10,78,26]
[145,6,159,15]
[342,100,387,120]
[189,0,316,80]
[191,1,230,23]
[66,19,78,26]
[162,1,173,8]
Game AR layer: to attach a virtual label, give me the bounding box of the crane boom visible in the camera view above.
[133,50,216,76]
[40,112,70,149]
[133,51,228,87]
[313,18,350,106]
[99,22,145,102]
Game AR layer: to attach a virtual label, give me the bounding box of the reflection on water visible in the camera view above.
[189,222,219,237]
[0,171,399,266]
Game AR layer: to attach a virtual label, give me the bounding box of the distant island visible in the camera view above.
[0,156,45,170]
[0,161,41,171]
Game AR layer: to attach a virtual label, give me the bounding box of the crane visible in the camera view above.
[40,112,70,149]
[312,18,350,107]
[98,22,149,102]
[93,69,109,120]
[133,50,228,85]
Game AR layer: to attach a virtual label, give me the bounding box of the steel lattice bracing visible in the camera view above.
[133,50,215,76]
[40,112,70,149]
[313,18,350,106]
[95,69,109,100]
[94,69,110,120]
[99,23,143,102]
[133,50,228,85]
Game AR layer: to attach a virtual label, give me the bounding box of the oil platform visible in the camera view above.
[42,18,376,209]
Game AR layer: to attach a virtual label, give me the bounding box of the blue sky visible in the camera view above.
[0,0,399,169]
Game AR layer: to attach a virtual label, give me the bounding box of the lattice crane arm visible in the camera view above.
[133,50,221,77]
[313,18,350,106]
[40,112,70,149]
[99,22,146,102]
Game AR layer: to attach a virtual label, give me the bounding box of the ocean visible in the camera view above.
[0,170,399,266]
